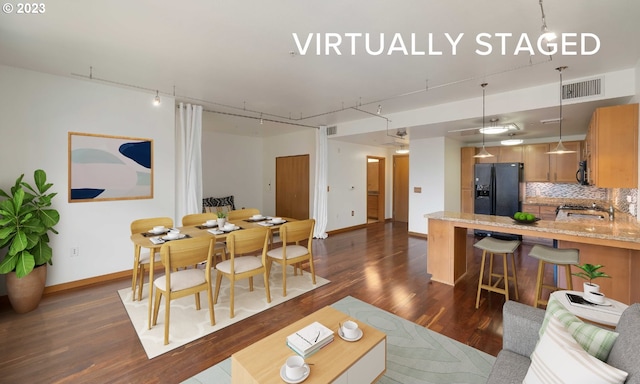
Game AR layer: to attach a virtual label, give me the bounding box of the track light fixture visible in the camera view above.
[539,0,557,42]
[153,90,161,106]
[474,83,494,158]
[376,105,382,115]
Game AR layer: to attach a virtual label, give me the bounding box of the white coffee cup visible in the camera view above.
[165,232,179,240]
[224,223,235,230]
[252,214,262,219]
[342,320,359,339]
[205,219,217,226]
[285,355,305,380]
[585,290,605,304]
[153,226,165,233]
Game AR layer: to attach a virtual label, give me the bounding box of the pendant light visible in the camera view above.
[474,83,494,158]
[547,66,576,154]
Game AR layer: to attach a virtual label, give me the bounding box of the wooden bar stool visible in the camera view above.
[474,237,521,309]
[529,244,579,308]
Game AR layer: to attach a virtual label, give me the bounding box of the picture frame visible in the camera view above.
[68,132,153,202]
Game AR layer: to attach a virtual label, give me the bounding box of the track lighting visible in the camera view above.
[539,0,556,42]
[376,105,382,115]
[153,90,161,106]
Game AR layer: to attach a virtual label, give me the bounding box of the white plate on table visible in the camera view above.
[162,234,186,240]
[338,327,363,342]
[280,363,310,383]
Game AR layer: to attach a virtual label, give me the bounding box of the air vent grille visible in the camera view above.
[327,126,337,135]
[562,77,602,100]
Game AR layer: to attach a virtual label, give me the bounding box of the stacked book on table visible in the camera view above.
[286,321,334,357]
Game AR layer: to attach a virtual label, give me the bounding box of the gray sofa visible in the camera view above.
[487,301,640,384]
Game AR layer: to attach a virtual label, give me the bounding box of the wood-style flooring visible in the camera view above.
[0,221,549,383]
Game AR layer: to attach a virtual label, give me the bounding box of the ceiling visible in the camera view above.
[1,0,639,147]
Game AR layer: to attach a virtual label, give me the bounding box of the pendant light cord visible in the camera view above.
[481,83,488,147]
[556,66,567,142]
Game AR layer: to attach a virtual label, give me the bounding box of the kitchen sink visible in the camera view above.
[566,212,606,220]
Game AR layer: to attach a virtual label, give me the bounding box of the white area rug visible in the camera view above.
[117,263,329,359]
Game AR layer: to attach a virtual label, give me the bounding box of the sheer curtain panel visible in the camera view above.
[312,126,328,239]
[176,103,203,222]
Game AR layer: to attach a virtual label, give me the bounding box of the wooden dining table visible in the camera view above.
[129,216,295,329]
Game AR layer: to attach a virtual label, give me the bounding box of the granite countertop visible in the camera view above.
[425,211,640,245]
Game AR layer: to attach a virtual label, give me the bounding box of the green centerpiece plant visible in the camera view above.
[572,263,610,293]
[0,169,59,313]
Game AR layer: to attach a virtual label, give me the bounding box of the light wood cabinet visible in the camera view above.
[523,144,551,181]
[587,104,638,188]
[521,204,555,220]
[549,141,581,183]
[498,145,524,163]
[523,141,581,182]
[460,147,476,213]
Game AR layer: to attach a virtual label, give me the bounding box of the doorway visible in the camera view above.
[275,154,310,219]
[393,155,409,222]
[366,156,385,223]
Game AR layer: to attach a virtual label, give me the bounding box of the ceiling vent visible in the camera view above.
[562,77,603,100]
[326,126,337,135]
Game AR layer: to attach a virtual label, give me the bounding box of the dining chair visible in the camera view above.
[214,227,271,318]
[130,217,173,301]
[181,212,227,263]
[227,208,260,221]
[266,219,316,296]
[152,236,216,345]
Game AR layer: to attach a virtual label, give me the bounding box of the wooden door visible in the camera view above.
[276,155,309,219]
[393,155,409,222]
[366,156,386,221]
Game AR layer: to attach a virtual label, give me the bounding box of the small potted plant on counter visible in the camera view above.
[216,210,227,228]
[572,263,610,296]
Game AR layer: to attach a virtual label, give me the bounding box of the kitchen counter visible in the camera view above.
[425,211,640,304]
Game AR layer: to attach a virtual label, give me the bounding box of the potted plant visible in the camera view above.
[572,263,610,295]
[216,210,227,228]
[0,169,60,313]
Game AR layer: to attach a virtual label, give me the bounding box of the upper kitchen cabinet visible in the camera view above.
[523,141,581,182]
[587,104,638,188]
[498,145,524,163]
[549,141,581,183]
[523,143,551,181]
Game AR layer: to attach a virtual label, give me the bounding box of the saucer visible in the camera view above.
[202,222,217,227]
[221,226,240,232]
[338,327,363,342]
[270,219,286,224]
[280,363,310,384]
[584,296,613,306]
[162,234,185,240]
[149,228,167,234]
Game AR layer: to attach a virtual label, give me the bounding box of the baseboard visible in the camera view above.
[409,231,427,239]
[327,223,368,235]
[43,270,132,294]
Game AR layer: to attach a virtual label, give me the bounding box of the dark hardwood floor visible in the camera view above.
[0,221,548,383]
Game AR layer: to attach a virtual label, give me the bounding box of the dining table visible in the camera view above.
[129,216,295,329]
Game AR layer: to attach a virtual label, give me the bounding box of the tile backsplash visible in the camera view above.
[525,183,638,217]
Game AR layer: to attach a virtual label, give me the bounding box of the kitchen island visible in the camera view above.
[425,211,640,304]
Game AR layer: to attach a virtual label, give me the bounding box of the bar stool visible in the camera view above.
[529,244,579,308]
[474,237,521,309]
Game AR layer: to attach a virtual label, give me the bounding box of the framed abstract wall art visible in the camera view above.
[68,132,153,202]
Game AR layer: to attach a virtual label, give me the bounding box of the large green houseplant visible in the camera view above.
[0,169,59,312]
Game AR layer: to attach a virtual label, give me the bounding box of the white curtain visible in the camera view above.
[176,103,203,223]
[312,126,328,239]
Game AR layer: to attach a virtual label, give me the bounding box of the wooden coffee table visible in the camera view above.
[231,306,386,383]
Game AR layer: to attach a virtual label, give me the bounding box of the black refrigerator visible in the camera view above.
[474,162,523,239]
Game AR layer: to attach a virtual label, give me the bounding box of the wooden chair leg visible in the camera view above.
[282,260,287,297]
[476,251,487,309]
[565,265,574,290]
[213,273,223,304]
[152,289,162,326]
[163,295,170,345]
[264,270,271,304]
[207,287,215,326]
[509,252,519,300]
[230,281,235,319]
[309,258,316,285]
[534,260,545,308]
[502,253,510,302]
[137,265,146,301]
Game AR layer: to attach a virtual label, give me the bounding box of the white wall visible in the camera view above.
[262,129,317,217]
[326,140,392,231]
[0,65,176,292]
[409,137,461,234]
[201,119,263,211]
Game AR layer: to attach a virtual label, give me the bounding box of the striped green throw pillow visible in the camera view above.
[539,296,619,361]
